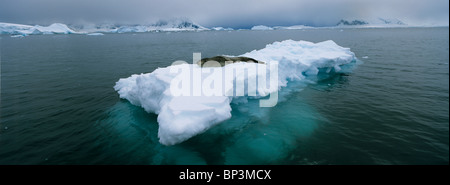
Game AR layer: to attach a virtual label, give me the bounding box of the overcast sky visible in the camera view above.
[0,0,448,28]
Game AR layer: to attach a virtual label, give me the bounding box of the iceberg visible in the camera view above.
[114,40,357,145]
[251,25,274,31]
[32,23,78,34]
[0,22,33,34]
[0,22,79,35]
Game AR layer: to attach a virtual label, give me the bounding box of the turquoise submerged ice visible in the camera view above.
[114,40,357,145]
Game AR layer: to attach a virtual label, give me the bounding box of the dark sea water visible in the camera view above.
[0,27,448,165]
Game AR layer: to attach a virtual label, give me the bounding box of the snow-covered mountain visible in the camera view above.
[336,17,407,27]
[375,18,406,25]
[151,18,209,31]
[336,19,369,26]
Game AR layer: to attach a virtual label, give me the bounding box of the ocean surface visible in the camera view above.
[0,27,448,165]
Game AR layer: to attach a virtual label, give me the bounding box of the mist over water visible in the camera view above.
[0,28,448,164]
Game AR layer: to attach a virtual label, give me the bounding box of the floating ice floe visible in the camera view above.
[114,39,357,145]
